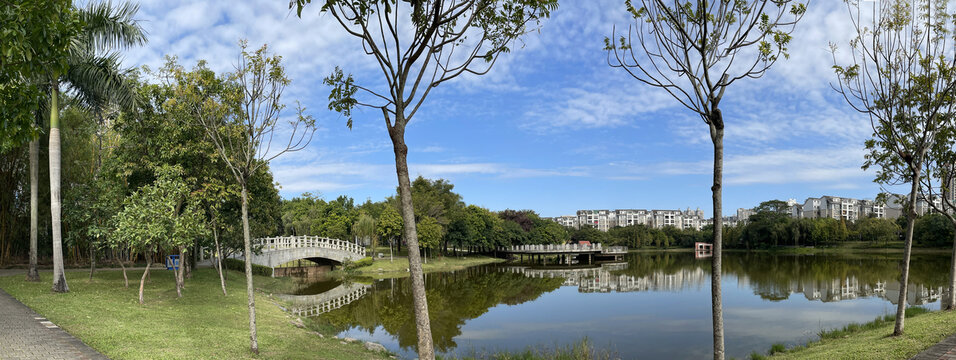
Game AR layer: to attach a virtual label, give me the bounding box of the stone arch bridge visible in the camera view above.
[223,236,366,274]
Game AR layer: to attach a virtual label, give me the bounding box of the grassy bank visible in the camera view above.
[348,255,504,277]
[768,308,956,359]
[0,269,390,360]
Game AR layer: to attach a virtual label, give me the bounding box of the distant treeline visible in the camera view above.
[587,200,952,250]
[279,176,570,257]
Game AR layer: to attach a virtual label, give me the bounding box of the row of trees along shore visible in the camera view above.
[10,0,956,359]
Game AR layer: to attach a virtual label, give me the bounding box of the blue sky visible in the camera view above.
[120,0,886,217]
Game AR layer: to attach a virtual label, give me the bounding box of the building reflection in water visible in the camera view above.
[501,261,948,306]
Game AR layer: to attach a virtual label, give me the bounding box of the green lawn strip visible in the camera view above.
[0,269,390,360]
[773,309,956,359]
[350,255,504,276]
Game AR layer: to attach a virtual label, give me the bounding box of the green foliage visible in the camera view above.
[376,205,404,243]
[343,256,374,271]
[417,216,443,250]
[223,258,273,277]
[0,0,80,150]
[914,213,954,247]
[110,165,208,254]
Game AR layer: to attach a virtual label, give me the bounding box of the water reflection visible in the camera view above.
[282,252,952,359]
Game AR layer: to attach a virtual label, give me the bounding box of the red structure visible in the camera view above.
[694,242,713,251]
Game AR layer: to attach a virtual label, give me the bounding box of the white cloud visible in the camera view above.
[616,147,871,186]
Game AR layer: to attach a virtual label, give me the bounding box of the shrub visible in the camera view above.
[343,257,373,271]
[223,258,273,276]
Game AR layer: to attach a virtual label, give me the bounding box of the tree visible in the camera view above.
[290,2,557,357]
[112,166,207,304]
[46,0,146,293]
[174,42,315,354]
[832,0,956,333]
[0,0,78,150]
[352,212,378,252]
[377,205,403,262]
[417,216,443,262]
[919,84,956,310]
[0,0,78,281]
[605,1,807,358]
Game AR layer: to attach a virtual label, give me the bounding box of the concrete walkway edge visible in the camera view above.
[911,333,956,360]
[0,288,108,359]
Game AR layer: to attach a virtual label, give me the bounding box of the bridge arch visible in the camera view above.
[236,236,366,274]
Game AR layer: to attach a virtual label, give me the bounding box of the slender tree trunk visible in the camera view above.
[894,170,921,336]
[709,120,725,360]
[948,227,956,310]
[26,138,39,282]
[175,246,185,297]
[389,121,434,360]
[49,82,68,293]
[139,252,151,304]
[89,245,96,281]
[241,186,259,354]
[213,222,226,296]
[117,252,128,288]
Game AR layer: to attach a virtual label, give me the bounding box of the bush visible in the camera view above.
[223,258,273,276]
[343,257,373,271]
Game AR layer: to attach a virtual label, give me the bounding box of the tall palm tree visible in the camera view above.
[46,0,145,292]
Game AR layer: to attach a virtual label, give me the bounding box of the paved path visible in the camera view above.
[0,288,107,360]
[912,333,956,360]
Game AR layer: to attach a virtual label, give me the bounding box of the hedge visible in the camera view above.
[223,258,273,276]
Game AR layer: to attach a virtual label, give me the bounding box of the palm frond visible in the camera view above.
[63,50,139,111]
[78,0,147,53]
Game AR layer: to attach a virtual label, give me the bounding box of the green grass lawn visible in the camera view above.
[0,268,390,360]
[351,255,504,277]
[772,309,956,359]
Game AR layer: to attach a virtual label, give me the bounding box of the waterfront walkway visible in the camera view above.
[0,288,107,360]
[913,333,956,360]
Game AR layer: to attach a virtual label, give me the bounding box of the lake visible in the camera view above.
[277,252,952,359]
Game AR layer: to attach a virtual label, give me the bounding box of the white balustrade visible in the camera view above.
[253,235,366,257]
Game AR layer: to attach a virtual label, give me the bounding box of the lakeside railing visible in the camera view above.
[254,235,365,258]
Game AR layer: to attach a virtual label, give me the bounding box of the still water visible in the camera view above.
[279,252,952,359]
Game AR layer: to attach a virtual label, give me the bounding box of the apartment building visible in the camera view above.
[554,207,707,231]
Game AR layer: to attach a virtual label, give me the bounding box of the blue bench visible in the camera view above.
[165,255,180,270]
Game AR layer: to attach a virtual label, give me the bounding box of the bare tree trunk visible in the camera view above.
[241,187,259,354]
[948,228,956,310]
[894,172,920,336]
[389,122,434,360]
[175,246,185,297]
[89,245,96,281]
[26,138,39,282]
[139,252,151,305]
[213,223,226,296]
[709,121,725,360]
[117,252,128,288]
[49,83,68,293]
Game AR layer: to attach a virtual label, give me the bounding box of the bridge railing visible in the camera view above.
[255,236,366,257]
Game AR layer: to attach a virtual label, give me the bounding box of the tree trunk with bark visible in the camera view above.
[241,187,259,354]
[89,246,96,281]
[139,252,152,304]
[49,83,68,293]
[709,118,725,360]
[894,170,921,336]
[948,223,956,310]
[26,138,39,282]
[117,252,128,288]
[213,221,227,296]
[175,246,185,297]
[389,120,434,360]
